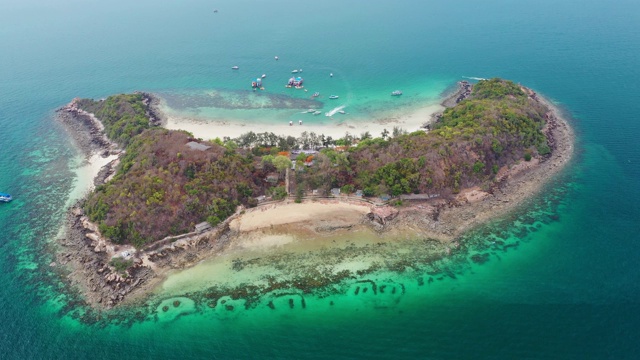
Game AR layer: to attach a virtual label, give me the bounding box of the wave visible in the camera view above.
[325,105,345,117]
[462,76,487,81]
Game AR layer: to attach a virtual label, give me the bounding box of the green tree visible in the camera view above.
[273,155,292,173]
[296,152,307,162]
[262,154,274,164]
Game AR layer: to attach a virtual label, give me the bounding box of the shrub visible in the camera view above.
[473,161,485,173]
[295,186,304,203]
[537,143,551,156]
[341,184,355,194]
[110,257,133,274]
[271,186,288,200]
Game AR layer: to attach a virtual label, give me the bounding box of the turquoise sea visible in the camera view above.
[2,0,640,358]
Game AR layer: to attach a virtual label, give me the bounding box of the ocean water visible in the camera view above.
[1,0,640,358]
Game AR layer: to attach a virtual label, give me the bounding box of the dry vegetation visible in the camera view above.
[80,79,552,247]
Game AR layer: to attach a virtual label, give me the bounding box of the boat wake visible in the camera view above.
[462,76,487,81]
[325,105,345,117]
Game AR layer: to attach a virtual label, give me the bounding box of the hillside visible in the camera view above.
[83,128,265,247]
[345,78,550,195]
[79,79,554,247]
[75,93,158,147]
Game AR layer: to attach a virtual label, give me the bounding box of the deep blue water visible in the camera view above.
[1,0,640,358]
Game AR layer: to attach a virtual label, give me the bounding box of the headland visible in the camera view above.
[53,79,574,312]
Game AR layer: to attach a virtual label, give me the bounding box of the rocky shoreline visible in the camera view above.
[425,81,473,128]
[54,84,574,310]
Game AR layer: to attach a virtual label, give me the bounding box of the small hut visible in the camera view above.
[195,222,212,233]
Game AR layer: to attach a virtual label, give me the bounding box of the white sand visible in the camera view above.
[164,103,443,140]
[66,152,118,207]
[230,201,372,233]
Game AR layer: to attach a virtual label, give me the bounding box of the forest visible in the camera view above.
[81,79,552,247]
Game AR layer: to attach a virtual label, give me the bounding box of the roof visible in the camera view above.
[186,141,211,151]
[291,149,318,155]
[195,222,212,232]
[399,194,440,200]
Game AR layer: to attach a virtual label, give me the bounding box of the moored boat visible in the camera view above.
[391,90,402,96]
[232,66,239,70]
[0,193,12,203]
[291,69,299,73]
[312,92,320,97]
[329,95,339,99]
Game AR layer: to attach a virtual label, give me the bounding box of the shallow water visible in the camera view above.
[1,0,640,358]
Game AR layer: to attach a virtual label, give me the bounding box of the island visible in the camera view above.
[54,79,573,312]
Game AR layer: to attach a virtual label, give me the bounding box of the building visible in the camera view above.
[266,173,279,184]
[195,222,212,233]
[186,141,211,151]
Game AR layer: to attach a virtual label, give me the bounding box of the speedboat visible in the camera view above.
[232,66,239,70]
[291,69,299,74]
[0,193,12,203]
[329,95,339,99]
[312,92,320,97]
[391,90,403,96]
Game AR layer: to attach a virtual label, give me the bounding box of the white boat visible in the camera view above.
[291,69,299,74]
[313,111,322,115]
[329,95,339,99]
[338,110,346,114]
[275,56,279,60]
[391,90,403,96]
[330,73,333,77]
[261,74,266,78]
[232,66,239,70]
[312,92,320,97]
[0,192,12,203]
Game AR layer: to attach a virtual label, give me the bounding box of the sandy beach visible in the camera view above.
[230,201,371,232]
[163,102,443,140]
[55,84,575,310]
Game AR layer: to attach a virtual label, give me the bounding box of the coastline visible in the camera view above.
[160,97,444,140]
[55,82,574,311]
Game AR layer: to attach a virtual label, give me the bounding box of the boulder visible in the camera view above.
[86,232,100,242]
[82,219,100,233]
